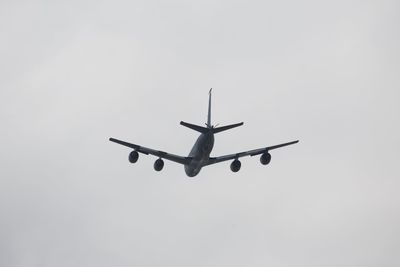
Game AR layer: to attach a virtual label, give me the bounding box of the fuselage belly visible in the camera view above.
[184,133,214,177]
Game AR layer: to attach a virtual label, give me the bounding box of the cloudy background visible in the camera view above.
[1,0,399,266]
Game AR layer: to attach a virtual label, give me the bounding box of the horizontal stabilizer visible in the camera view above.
[180,121,210,133]
[212,122,244,134]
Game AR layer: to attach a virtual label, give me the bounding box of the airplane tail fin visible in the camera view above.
[206,88,212,128]
[180,88,244,134]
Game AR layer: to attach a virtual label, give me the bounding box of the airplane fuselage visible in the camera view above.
[184,132,214,177]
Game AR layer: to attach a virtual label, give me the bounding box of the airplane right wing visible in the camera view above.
[206,140,299,165]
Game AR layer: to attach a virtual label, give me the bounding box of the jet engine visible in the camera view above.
[260,152,271,165]
[129,151,139,163]
[230,159,241,172]
[154,158,164,171]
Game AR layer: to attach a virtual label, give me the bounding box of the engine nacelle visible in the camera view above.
[154,158,164,171]
[230,159,241,172]
[260,152,271,165]
[129,151,139,163]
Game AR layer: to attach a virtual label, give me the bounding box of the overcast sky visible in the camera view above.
[1,0,399,266]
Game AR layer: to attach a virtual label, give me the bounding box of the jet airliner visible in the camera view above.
[109,89,298,177]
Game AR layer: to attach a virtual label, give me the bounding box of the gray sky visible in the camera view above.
[1,0,399,266]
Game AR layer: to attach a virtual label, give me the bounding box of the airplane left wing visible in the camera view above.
[109,138,190,165]
[206,140,299,165]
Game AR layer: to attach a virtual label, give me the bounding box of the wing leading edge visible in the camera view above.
[109,138,191,165]
[206,140,299,165]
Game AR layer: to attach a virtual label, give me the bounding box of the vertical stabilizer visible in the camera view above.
[207,88,212,128]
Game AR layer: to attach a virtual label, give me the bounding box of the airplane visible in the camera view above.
[109,89,299,177]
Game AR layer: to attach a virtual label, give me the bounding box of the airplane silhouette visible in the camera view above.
[109,89,299,177]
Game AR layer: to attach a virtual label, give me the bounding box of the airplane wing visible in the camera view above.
[206,140,299,165]
[109,138,190,165]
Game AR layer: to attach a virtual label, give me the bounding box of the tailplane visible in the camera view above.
[180,89,244,134]
[212,122,243,133]
[180,121,243,134]
[180,121,209,133]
